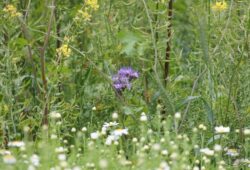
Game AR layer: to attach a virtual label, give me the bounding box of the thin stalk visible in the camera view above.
[141,0,175,115]
[164,0,173,85]
[19,14,40,95]
[40,1,55,125]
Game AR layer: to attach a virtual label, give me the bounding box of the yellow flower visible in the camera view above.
[212,1,227,12]
[56,44,71,57]
[85,0,99,11]
[76,9,92,22]
[82,10,92,21]
[3,4,22,18]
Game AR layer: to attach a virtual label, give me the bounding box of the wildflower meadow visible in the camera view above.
[0,0,250,169]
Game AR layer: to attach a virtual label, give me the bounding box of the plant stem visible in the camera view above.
[164,0,173,85]
[41,0,55,126]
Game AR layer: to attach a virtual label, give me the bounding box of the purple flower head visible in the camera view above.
[118,67,139,80]
[112,67,139,93]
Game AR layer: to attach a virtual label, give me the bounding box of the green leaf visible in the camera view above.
[201,98,215,126]
[117,30,142,56]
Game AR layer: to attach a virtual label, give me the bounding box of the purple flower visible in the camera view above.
[112,67,139,92]
[118,67,139,80]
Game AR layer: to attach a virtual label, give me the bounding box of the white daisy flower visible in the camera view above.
[8,141,25,148]
[112,128,128,137]
[215,126,230,134]
[90,131,100,140]
[226,149,239,157]
[200,148,214,156]
[3,155,16,164]
[103,122,119,128]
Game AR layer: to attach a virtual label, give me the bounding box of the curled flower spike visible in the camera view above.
[112,67,139,93]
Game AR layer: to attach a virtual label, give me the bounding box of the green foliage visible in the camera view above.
[0,0,250,169]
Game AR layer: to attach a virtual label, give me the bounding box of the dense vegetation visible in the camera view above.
[0,0,250,169]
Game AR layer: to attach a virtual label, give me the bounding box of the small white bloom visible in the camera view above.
[140,137,146,143]
[193,127,198,132]
[23,126,30,132]
[30,154,40,167]
[160,138,165,143]
[99,159,108,169]
[214,144,222,152]
[90,131,100,140]
[86,162,95,168]
[152,143,161,151]
[114,141,119,145]
[112,128,128,137]
[174,112,181,119]
[20,146,26,151]
[194,145,199,149]
[27,165,36,170]
[226,149,239,157]
[55,147,66,153]
[235,129,240,133]
[159,161,170,170]
[147,129,153,134]
[50,134,57,139]
[143,145,149,151]
[215,126,230,134]
[81,127,87,132]
[244,129,250,135]
[50,111,61,119]
[72,166,81,170]
[198,124,207,131]
[112,112,118,120]
[161,149,168,156]
[71,127,76,132]
[60,161,68,168]
[101,127,107,135]
[8,141,25,148]
[103,122,119,128]
[3,155,16,164]
[0,150,11,155]
[140,112,148,122]
[200,148,214,156]
[58,154,66,161]
[193,166,199,170]
[170,152,178,160]
[132,138,138,143]
[105,135,117,145]
[92,106,97,111]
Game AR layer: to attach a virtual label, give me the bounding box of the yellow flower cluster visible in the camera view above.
[3,4,22,18]
[212,1,227,12]
[76,9,92,22]
[85,0,99,11]
[56,44,71,57]
[74,0,99,22]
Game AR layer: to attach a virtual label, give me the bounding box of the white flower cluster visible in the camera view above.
[90,121,128,146]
